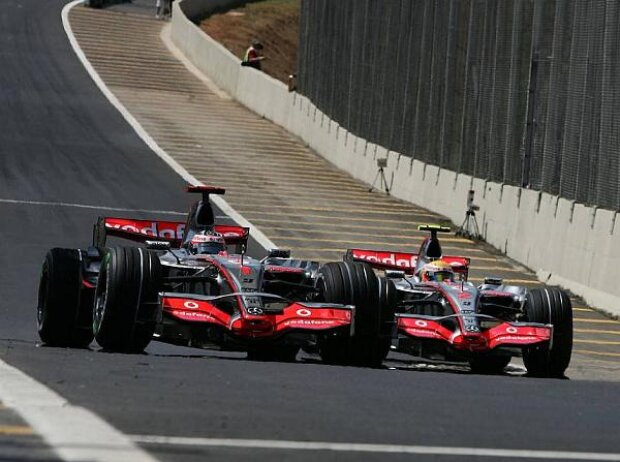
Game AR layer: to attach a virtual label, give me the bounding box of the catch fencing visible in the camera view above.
[297,0,620,211]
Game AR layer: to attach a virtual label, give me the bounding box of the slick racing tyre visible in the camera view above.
[316,262,396,367]
[523,287,573,378]
[37,248,95,347]
[93,247,162,353]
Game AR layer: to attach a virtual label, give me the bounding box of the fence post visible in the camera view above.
[522,0,545,187]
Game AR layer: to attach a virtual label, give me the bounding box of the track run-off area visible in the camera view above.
[0,0,619,461]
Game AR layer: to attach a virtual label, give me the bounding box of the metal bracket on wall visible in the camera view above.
[590,206,598,229]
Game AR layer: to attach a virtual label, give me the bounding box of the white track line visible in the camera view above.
[0,198,186,215]
[0,197,230,220]
[0,360,157,462]
[61,0,276,252]
[132,435,620,461]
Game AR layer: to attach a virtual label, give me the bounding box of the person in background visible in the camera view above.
[241,40,265,70]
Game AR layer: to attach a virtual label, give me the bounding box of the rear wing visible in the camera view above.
[93,217,249,252]
[345,248,470,277]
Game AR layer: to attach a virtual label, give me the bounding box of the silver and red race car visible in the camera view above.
[345,225,573,377]
[37,186,394,365]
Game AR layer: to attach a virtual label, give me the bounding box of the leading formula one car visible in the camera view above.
[37,185,394,365]
[345,225,573,377]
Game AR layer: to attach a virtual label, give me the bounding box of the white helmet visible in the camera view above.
[189,231,225,255]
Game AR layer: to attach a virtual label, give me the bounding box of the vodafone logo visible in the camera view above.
[184,301,199,309]
[506,326,518,334]
[353,251,416,269]
[415,320,428,327]
[105,220,185,240]
[296,308,312,317]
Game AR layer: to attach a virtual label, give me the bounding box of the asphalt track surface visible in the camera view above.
[0,1,620,461]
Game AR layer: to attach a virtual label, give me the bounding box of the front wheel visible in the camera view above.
[315,262,396,367]
[522,287,573,378]
[94,247,162,353]
[37,248,94,347]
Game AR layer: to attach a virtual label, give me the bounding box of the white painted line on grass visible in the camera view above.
[0,360,157,462]
[0,198,186,215]
[61,0,276,252]
[132,435,620,461]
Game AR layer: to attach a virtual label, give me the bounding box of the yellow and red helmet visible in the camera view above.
[418,260,455,282]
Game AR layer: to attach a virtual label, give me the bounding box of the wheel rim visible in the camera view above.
[93,259,109,334]
[314,274,326,302]
[37,267,49,328]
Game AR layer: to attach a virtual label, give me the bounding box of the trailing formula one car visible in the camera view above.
[37,186,394,365]
[346,225,573,377]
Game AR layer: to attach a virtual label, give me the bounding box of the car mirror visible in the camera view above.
[145,240,171,251]
[268,249,291,258]
[385,270,406,279]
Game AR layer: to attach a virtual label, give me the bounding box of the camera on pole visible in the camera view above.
[369,158,390,195]
[456,190,481,239]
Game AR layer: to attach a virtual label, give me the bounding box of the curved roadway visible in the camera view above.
[0,1,619,461]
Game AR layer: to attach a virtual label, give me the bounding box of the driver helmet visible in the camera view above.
[418,259,455,282]
[189,231,225,255]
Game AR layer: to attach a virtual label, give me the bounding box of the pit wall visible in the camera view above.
[171,0,620,317]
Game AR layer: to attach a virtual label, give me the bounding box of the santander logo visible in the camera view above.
[352,250,417,269]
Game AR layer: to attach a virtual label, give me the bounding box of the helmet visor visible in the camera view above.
[195,242,224,255]
[434,271,454,282]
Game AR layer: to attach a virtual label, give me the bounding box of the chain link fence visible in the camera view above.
[297,0,620,211]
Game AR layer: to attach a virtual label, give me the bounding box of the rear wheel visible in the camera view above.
[37,248,94,347]
[316,262,395,367]
[93,247,162,353]
[523,287,573,378]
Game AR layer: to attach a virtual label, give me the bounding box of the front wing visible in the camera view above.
[162,294,354,339]
[396,313,551,352]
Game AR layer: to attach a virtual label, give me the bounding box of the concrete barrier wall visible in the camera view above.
[170,0,620,317]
